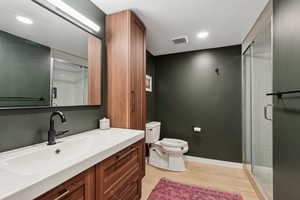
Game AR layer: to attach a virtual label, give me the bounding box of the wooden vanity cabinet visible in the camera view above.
[35,140,145,200]
[106,10,146,130]
[35,167,95,200]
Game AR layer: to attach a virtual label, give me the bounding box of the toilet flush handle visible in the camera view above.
[152,148,164,156]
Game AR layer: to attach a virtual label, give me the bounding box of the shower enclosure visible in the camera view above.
[51,56,88,107]
[242,19,273,200]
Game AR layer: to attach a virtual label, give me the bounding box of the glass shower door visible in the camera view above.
[251,20,273,200]
[242,45,252,174]
[52,59,88,107]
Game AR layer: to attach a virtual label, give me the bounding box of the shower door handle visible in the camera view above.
[264,104,273,121]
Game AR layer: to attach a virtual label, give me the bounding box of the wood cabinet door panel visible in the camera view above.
[101,146,139,191]
[104,170,139,200]
[106,11,131,128]
[95,141,144,200]
[35,168,95,200]
[130,13,146,130]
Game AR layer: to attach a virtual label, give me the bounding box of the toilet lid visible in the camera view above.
[160,138,188,148]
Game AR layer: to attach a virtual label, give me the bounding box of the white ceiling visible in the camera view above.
[91,0,269,55]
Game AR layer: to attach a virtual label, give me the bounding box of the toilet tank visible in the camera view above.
[145,121,161,144]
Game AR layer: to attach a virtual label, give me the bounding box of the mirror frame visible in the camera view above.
[0,0,104,110]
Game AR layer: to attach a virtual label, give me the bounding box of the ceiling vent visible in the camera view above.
[172,36,188,44]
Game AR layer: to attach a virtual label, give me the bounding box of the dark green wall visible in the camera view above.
[0,107,104,152]
[0,31,50,107]
[146,52,156,122]
[273,0,300,199]
[155,45,242,162]
[0,0,106,153]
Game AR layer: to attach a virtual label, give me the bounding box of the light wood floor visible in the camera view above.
[142,161,259,200]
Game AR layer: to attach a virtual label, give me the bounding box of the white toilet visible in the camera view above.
[146,122,189,172]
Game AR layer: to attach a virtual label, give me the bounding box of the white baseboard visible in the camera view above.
[185,155,243,169]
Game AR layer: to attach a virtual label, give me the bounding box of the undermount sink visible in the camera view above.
[0,130,137,176]
[0,137,93,176]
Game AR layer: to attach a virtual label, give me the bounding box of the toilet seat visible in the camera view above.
[160,138,188,148]
[160,145,187,153]
[154,138,188,154]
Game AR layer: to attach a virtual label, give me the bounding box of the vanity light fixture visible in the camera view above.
[197,31,209,39]
[16,16,33,24]
[44,0,100,32]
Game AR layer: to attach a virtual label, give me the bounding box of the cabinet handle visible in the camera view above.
[131,91,136,112]
[54,189,70,200]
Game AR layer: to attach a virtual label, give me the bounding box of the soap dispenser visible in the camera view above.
[99,118,110,130]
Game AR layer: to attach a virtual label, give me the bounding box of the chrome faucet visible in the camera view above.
[48,111,68,145]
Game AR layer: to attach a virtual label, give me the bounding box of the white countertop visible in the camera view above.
[0,128,144,200]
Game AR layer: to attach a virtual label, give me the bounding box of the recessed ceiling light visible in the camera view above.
[197,32,209,39]
[16,16,33,24]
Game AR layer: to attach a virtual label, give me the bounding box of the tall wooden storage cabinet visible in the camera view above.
[106,10,146,130]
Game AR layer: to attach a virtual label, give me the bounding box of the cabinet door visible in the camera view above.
[106,11,131,129]
[130,12,146,130]
[35,168,95,200]
[95,141,144,200]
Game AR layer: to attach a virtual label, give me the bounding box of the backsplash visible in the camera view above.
[0,107,104,152]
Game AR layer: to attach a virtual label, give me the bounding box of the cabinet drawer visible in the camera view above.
[35,168,95,200]
[104,170,140,200]
[102,145,139,191]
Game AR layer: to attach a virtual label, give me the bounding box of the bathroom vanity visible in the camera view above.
[0,128,145,200]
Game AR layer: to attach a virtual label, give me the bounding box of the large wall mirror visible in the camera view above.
[0,0,102,108]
